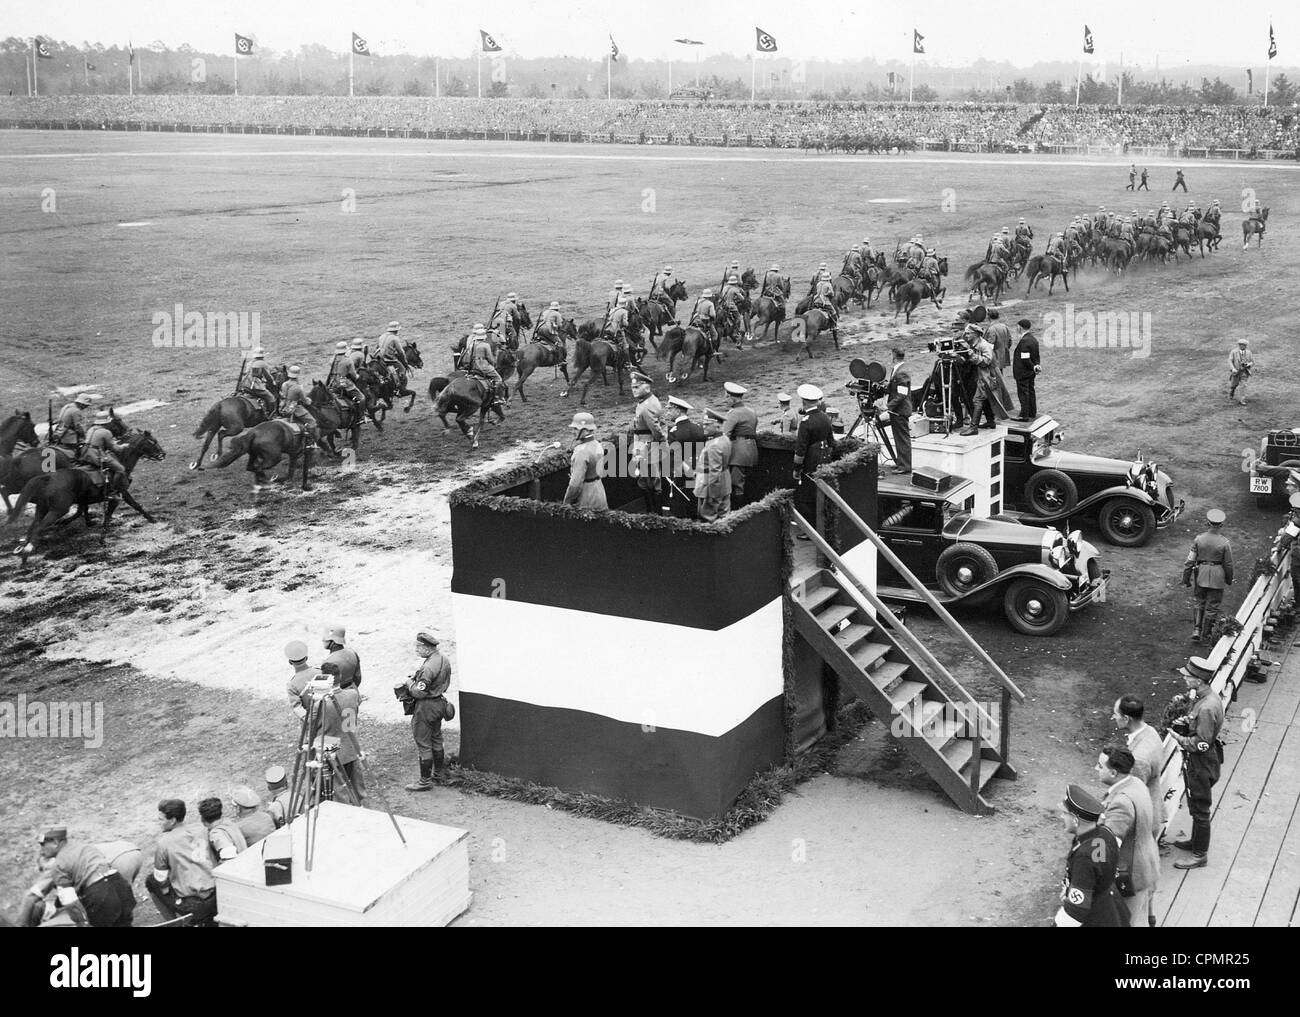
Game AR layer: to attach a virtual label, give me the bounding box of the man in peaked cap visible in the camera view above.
[230,786,276,846]
[630,373,666,514]
[793,384,834,540]
[1169,656,1225,869]
[1182,509,1233,643]
[706,382,757,507]
[284,639,314,715]
[21,828,135,927]
[774,392,799,434]
[264,766,295,828]
[694,415,732,523]
[1054,784,1129,926]
[666,395,704,516]
[405,631,454,790]
[563,412,608,510]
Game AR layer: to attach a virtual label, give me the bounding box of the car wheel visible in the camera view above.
[1024,469,1078,516]
[1098,498,1157,547]
[1003,579,1069,636]
[936,543,999,598]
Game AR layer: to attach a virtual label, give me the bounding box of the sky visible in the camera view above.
[3,0,1293,69]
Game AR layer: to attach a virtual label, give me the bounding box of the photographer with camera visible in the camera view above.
[403,632,454,792]
[307,662,366,803]
[1169,657,1225,871]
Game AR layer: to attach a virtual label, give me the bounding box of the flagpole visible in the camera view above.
[435,57,440,98]
[84,55,89,88]
[1075,60,1082,105]
[909,50,914,103]
[234,52,239,96]
[25,49,31,97]
[1118,52,1123,105]
[607,51,611,101]
[32,39,39,97]
[349,47,354,98]
[668,58,672,96]
[751,54,756,102]
[477,52,482,98]
[1264,19,1271,107]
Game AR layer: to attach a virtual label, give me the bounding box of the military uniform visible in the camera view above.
[234,807,276,846]
[1183,514,1233,642]
[278,372,318,445]
[666,398,705,516]
[52,400,88,449]
[81,419,128,484]
[718,384,758,506]
[242,352,277,412]
[309,681,365,801]
[330,347,365,415]
[378,326,409,377]
[1172,659,1226,864]
[793,388,835,534]
[630,386,666,514]
[264,766,295,828]
[466,329,503,394]
[323,645,362,689]
[695,430,732,522]
[564,437,608,509]
[405,636,453,789]
[885,362,913,474]
[1055,784,1130,927]
[775,399,800,435]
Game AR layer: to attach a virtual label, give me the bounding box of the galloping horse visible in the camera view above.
[2,409,126,508]
[788,308,839,359]
[189,365,287,469]
[514,319,575,401]
[1024,254,1070,295]
[1243,207,1269,250]
[490,303,533,349]
[7,429,165,564]
[1194,220,1221,256]
[214,420,313,493]
[564,309,646,403]
[964,262,1006,305]
[893,278,945,323]
[0,411,40,510]
[308,380,364,455]
[751,277,790,344]
[660,322,718,385]
[428,373,509,451]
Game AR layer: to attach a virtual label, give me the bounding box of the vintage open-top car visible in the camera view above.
[875,471,1108,636]
[1248,429,1300,508]
[999,416,1183,547]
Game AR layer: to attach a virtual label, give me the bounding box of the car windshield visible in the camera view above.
[879,496,943,531]
[1031,433,1056,460]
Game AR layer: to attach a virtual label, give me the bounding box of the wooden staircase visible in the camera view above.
[792,566,1015,814]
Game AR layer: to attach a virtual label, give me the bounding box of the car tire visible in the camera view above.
[1003,579,1069,636]
[1098,498,1157,548]
[1024,469,1078,515]
[936,543,999,598]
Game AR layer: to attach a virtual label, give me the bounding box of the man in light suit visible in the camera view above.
[1098,745,1161,928]
[695,417,732,522]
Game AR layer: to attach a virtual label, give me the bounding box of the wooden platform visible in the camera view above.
[1158,634,1300,927]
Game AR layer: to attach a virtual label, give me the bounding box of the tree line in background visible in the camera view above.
[2,37,1296,106]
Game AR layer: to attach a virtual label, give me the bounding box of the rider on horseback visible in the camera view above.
[692,289,719,355]
[651,265,678,310]
[348,338,375,411]
[607,279,626,310]
[606,296,634,364]
[79,409,128,491]
[494,292,519,344]
[1015,217,1033,243]
[51,394,92,451]
[537,300,564,348]
[987,234,1010,273]
[464,325,504,406]
[812,270,838,326]
[279,366,321,448]
[329,341,366,420]
[721,272,746,311]
[844,245,863,280]
[862,237,875,262]
[920,248,941,290]
[1204,200,1222,227]
[240,347,277,415]
[761,263,787,309]
[378,322,410,387]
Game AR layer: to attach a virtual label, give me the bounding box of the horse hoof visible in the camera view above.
[210,453,220,462]
[188,461,201,471]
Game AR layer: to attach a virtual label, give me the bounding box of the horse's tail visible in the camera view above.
[790,317,807,343]
[6,474,45,525]
[214,427,256,469]
[963,262,983,283]
[193,401,222,439]
[428,377,450,402]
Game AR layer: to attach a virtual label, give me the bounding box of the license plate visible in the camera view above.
[1250,476,1273,494]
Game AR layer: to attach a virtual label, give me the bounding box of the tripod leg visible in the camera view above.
[355,756,408,846]
[327,753,360,806]
[286,706,312,821]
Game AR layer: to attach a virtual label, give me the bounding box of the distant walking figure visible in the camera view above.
[1138,167,1149,190]
[1173,169,1187,192]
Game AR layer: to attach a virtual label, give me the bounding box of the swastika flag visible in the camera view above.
[755,28,778,53]
[235,33,254,56]
[352,32,372,57]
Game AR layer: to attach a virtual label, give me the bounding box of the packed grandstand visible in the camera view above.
[1,95,1296,154]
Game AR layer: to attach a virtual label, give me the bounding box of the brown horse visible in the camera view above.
[7,429,166,564]
[639,280,687,342]
[660,324,717,384]
[514,320,574,401]
[788,309,840,359]
[429,374,508,450]
[1242,207,1269,250]
[893,278,946,323]
[1194,220,1221,256]
[308,381,364,455]
[2,410,127,509]
[214,420,314,493]
[564,310,646,403]
[964,262,1005,305]
[0,411,40,510]
[1024,254,1069,296]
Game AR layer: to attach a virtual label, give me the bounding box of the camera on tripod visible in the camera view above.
[926,335,969,358]
[847,358,888,408]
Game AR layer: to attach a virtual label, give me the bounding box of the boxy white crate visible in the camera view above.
[911,426,1004,516]
[214,801,470,927]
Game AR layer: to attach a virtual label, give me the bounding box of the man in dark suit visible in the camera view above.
[793,384,836,539]
[884,347,913,475]
[666,395,705,517]
[1012,318,1041,421]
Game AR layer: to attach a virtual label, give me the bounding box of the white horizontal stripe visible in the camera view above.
[451,594,782,736]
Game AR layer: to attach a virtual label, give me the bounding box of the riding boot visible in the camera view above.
[433,750,448,783]
[406,758,435,792]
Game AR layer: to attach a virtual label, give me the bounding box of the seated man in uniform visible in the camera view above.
[465,325,504,406]
[691,289,719,356]
[329,340,366,419]
[537,300,565,347]
[278,366,321,447]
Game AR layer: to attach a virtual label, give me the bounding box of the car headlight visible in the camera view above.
[1067,529,1083,556]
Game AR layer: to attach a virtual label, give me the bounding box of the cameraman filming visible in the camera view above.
[882,347,913,475]
[306,662,365,804]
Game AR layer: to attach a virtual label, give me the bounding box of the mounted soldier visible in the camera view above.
[812,269,838,327]
[378,321,410,387]
[80,409,129,491]
[607,278,626,310]
[650,265,678,310]
[691,288,719,356]
[843,245,864,284]
[861,237,876,264]
[279,365,320,448]
[1093,205,1108,232]
[809,261,831,291]
[761,263,787,308]
[605,297,634,364]
[51,394,92,451]
[986,233,1010,273]
[1045,232,1066,260]
[537,300,565,348]
[492,292,521,346]
[919,248,942,291]
[347,338,375,407]
[240,347,277,415]
[1015,217,1033,245]
[463,324,505,409]
[328,340,366,419]
[1203,199,1222,228]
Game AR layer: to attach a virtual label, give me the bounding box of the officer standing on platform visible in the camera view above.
[792,384,834,540]
[1170,657,1225,870]
[666,396,704,515]
[1182,509,1233,643]
[562,412,608,509]
[284,640,314,716]
[405,632,453,791]
[694,417,732,522]
[883,346,913,476]
[707,381,758,507]
[629,372,666,515]
[1054,784,1129,926]
[774,393,799,434]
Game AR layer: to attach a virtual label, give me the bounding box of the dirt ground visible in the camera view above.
[1,133,1295,925]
